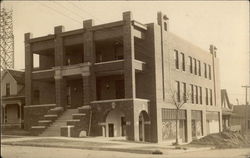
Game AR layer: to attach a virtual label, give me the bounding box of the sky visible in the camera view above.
[2,1,249,105]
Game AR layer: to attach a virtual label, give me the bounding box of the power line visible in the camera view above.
[37,2,82,24]
[52,1,85,20]
[69,2,105,23]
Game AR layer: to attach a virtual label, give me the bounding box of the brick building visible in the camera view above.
[24,11,222,143]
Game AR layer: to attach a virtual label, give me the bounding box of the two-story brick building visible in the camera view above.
[24,11,221,143]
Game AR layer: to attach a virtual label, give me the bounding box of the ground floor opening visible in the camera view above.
[104,109,126,137]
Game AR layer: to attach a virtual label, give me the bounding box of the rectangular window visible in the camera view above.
[194,58,197,75]
[181,52,185,71]
[205,88,208,105]
[6,83,10,96]
[176,81,180,102]
[189,56,193,73]
[195,85,199,104]
[198,60,201,76]
[175,50,179,69]
[204,63,207,78]
[191,84,194,103]
[210,89,213,105]
[183,82,187,103]
[199,87,202,104]
[248,120,250,129]
[208,65,212,80]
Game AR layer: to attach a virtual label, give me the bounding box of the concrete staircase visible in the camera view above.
[61,105,91,137]
[40,109,78,137]
[30,106,64,135]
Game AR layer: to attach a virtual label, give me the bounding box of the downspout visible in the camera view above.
[88,110,92,136]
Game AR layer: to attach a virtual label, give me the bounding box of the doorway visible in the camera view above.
[138,111,150,142]
[105,109,126,137]
[108,124,114,137]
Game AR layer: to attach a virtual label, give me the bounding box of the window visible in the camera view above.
[194,58,197,75]
[181,52,185,71]
[189,56,193,73]
[210,89,213,105]
[204,63,207,78]
[182,82,187,103]
[191,84,194,103]
[205,88,208,105]
[6,83,10,96]
[174,50,179,69]
[176,81,180,102]
[208,65,212,80]
[198,60,201,76]
[248,120,250,129]
[199,87,202,104]
[195,86,199,104]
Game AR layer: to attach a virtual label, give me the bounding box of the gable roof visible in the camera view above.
[2,69,25,85]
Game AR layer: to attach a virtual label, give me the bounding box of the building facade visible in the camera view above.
[24,11,222,143]
[1,69,25,128]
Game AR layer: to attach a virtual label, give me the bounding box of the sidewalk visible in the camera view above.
[1,135,213,155]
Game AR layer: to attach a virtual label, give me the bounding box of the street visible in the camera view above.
[2,145,250,158]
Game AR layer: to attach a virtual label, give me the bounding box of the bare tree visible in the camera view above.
[170,89,190,145]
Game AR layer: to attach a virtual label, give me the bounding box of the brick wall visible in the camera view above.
[24,104,56,130]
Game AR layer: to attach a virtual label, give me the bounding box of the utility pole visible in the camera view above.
[0,7,15,70]
[242,85,250,135]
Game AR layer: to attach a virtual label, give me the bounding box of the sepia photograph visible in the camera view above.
[0,1,249,158]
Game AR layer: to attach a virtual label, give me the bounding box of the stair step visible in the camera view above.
[67,119,80,126]
[67,119,80,122]
[40,108,80,137]
[44,114,58,118]
[72,113,86,119]
[39,120,52,123]
[31,126,46,129]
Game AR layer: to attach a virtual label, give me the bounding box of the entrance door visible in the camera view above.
[6,104,19,124]
[121,117,126,136]
[139,114,144,141]
[108,123,114,137]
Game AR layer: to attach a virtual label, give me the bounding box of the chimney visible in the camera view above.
[157,11,169,31]
[209,44,217,57]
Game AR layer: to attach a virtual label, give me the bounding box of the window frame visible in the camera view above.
[6,83,10,96]
[181,52,185,71]
[189,56,193,74]
[174,50,179,69]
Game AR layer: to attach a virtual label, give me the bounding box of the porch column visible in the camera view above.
[54,25,65,66]
[123,11,136,99]
[2,104,6,124]
[18,102,22,128]
[25,33,33,106]
[82,76,90,105]
[83,19,96,102]
[55,68,67,108]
